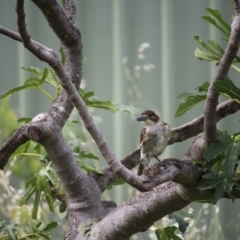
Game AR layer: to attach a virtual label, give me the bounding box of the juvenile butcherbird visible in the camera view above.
[136,110,170,175]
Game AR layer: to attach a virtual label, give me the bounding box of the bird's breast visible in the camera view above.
[141,124,170,158]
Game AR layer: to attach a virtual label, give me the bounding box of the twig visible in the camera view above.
[234,0,240,15]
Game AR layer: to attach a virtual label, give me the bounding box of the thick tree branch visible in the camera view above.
[89,182,213,240]
[14,0,106,220]
[89,182,240,239]
[0,125,28,169]
[31,0,79,46]
[27,116,105,219]
[204,2,240,146]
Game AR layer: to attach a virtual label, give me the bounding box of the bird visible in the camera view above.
[136,110,170,175]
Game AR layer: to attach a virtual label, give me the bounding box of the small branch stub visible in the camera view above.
[27,126,42,142]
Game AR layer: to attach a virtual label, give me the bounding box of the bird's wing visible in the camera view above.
[140,127,147,145]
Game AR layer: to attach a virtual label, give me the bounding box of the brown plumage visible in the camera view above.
[136,110,170,175]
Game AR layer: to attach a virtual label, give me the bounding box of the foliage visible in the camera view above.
[0,220,57,240]
[0,60,137,237]
[174,7,240,208]
[0,99,18,146]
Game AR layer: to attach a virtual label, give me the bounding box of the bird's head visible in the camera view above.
[136,110,160,126]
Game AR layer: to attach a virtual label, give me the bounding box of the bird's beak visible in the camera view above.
[136,115,148,121]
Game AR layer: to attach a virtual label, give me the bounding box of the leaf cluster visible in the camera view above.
[0,221,57,240]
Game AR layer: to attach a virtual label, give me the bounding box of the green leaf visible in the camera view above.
[175,92,193,101]
[155,226,182,240]
[32,188,41,219]
[82,91,94,101]
[106,178,125,190]
[79,151,99,160]
[17,117,32,123]
[202,16,229,36]
[201,174,226,203]
[59,203,67,213]
[207,40,225,55]
[39,68,48,86]
[6,223,19,240]
[214,78,240,104]
[42,222,58,232]
[80,89,138,113]
[19,186,36,206]
[205,8,231,34]
[71,120,79,124]
[203,131,232,160]
[222,142,240,181]
[171,211,189,233]
[175,94,206,117]
[195,48,220,62]
[77,159,103,174]
[193,36,223,59]
[193,82,210,92]
[24,77,40,87]
[85,99,119,112]
[1,84,37,99]
[21,66,42,75]
[114,104,138,114]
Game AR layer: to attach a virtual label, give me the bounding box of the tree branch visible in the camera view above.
[171,99,240,144]
[31,0,79,46]
[0,125,28,170]
[89,182,213,240]
[203,2,240,146]
[91,99,240,192]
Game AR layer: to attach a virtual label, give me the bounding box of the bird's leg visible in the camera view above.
[147,159,152,167]
[154,156,164,165]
